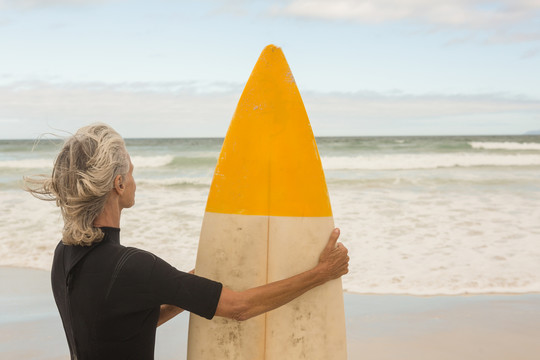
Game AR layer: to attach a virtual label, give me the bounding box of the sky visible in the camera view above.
[0,0,539,139]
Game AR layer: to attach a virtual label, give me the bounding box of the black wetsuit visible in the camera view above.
[51,227,223,360]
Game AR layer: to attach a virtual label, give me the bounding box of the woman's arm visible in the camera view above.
[214,228,349,321]
[157,269,194,327]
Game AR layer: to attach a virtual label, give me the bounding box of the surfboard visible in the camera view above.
[187,44,347,360]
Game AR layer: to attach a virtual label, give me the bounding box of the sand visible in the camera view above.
[1,267,539,359]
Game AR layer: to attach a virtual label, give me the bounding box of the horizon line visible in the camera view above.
[1,133,539,141]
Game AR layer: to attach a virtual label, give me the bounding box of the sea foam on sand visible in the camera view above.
[1,172,540,296]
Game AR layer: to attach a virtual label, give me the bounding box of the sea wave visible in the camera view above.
[0,158,53,169]
[0,155,177,170]
[136,177,212,187]
[469,141,540,151]
[321,153,540,170]
[131,155,217,169]
[0,154,213,170]
[131,155,175,168]
[5,153,540,172]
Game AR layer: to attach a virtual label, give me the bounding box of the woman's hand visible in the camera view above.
[316,228,349,282]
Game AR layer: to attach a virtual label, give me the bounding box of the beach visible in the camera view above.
[1,135,540,358]
[1,267,539,360]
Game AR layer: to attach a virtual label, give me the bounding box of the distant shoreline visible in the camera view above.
[1,133,540,141]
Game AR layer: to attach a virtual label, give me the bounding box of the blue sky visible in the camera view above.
[0,0,539,138]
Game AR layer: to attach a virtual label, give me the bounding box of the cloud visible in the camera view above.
[271,0,540,28]
[305,90,540,117]
[1,80,538,138]
[302,90,540,135]
[210,0,540,49]
[266,0,540,48]
[0,81,242,138]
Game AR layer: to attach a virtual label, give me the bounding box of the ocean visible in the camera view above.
[1,135,539,295]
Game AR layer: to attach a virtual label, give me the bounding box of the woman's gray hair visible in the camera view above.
[25,123,130,246]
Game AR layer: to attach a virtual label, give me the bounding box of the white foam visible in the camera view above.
[469,141,540,151]
[0,155,175,169]
[330,182,540,295]
[136,177,212,186]
[0,191,63,270]
[0,158,53,169]
[3,179,540,296]
[131,155,174,168]
[321,153,540,170]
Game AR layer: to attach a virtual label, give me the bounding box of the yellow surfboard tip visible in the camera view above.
[206,45,332,217]
[259,44,287,67]
[263,44,280,51]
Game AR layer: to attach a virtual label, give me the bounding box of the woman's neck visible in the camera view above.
[93,194,122,228]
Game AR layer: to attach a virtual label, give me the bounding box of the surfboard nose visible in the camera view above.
[262,44,280,52]
[206,45,332,217]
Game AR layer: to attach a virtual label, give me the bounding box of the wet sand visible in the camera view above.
[1,267,539,359]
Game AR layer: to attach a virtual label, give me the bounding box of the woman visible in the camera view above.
[26,123,349,360]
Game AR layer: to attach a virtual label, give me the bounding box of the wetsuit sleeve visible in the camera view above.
[148,255,223,320]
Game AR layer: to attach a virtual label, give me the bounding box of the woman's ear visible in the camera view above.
[113,174,124,194]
